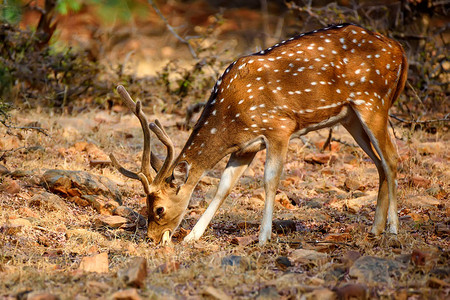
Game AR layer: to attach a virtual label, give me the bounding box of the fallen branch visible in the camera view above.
[0,119,49,136]
[389,114,449,125]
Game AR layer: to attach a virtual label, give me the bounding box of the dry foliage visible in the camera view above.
[0,0,449,299]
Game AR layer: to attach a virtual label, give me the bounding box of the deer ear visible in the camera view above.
[169,161,190,190]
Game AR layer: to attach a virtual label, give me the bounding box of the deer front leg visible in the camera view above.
[184,151,257,242]
[259,140,288,245]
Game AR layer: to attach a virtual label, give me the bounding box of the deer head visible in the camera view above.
[110,85,190,244]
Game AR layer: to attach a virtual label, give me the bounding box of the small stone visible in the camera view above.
[93,215,128,228]
[0,179,20,194]
[78,252,109,273]
[275,191,295,209]
[111,288,141,300]
[221,255,242,267]
[9,218,32,227]
[29,192,68,212]
[118,257,147,288]
[349,256,407,285]
[334,283,367,300]
[305,288,335,300]
[113,206,147,228]
[275,256,292,271]
[342,250,361,267]
[409,175,431,188]
[41,169,122,204]
[26,291,60,300]
[289,249,328,264]
[344,177,362,191]
[406,195,440,208]
[273,220,296,234]
[86,281,110,294]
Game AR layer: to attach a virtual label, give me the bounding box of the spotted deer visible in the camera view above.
[110,23,408,245]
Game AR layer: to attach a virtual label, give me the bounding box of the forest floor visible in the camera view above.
[0,107,448,299]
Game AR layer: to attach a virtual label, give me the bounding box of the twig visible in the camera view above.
[147,0,198,59]
[406,81,425,108]
[330,137,358,148]
[389,114,449,124]
[0,120,49,136]
[305,240,354,247]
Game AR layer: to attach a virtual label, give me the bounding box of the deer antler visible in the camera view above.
[149,119,175,185]
[110,85,162,189]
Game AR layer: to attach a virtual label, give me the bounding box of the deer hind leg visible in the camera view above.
[259,139,289,245]
[342,108,398,235]
[184,151,257,242]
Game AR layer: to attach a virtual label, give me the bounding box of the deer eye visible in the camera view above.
[155,207,165,217]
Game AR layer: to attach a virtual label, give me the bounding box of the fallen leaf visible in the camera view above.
[230,235,258,246]
[411,249,426,266]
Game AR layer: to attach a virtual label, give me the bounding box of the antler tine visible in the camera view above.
[116,85,155,182]
[109,153,140,180]
[149,120,175,185]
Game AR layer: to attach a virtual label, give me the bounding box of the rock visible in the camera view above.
[86,281,110,294]
[41,169,122,204]
[113,206,147,228]
[334,283,367,300]
[273,220,296,234]
[341,251,361,267]
[230,235,258,247]
[0,164,10,175]
[409,175,431,188]
[29,192,69,212]
[9,218,32,227]
[0,178,20,194]
[349,256,407,285]
[111,288,141,300]
[275,191,295,209]
[78,252,109,273]
[330,192,377,213]
[26,291,60,300]
[81,195,119,215]
[344,177,362,191]
[118,257,147,288]
[93,215,128,228]
[406,195,440,208]
[304,288,336,300]
[275,256,292,271]
[256,286,279,299]
[221,255,243,267]
[290,249,328,265]
[10,169,36,178]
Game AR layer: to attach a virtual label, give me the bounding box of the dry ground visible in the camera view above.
[0,107,448,299]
